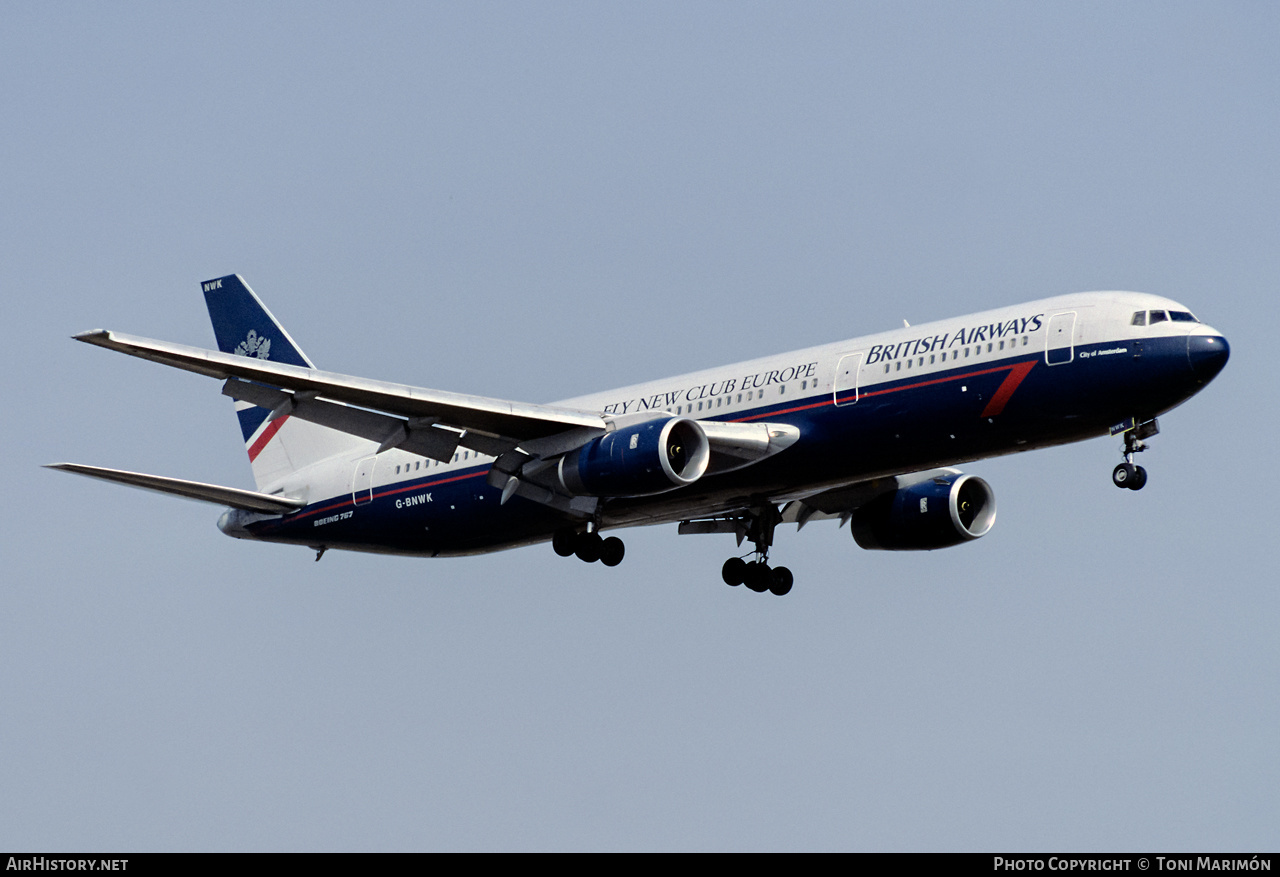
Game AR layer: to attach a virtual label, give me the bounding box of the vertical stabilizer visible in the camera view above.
[202,274,363,491]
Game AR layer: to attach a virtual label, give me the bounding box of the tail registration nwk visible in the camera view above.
[202,274,362,492]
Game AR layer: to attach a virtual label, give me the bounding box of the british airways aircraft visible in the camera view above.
[50,275,1228,596]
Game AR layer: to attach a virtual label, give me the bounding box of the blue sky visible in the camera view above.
[2,2,1277,850]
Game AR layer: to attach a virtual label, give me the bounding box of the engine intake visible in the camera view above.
[558,417,710,498]
[850,473,996,550]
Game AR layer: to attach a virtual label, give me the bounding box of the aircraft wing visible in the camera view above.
[779,468,964,528]
[46,463,306,513]
[75,330,607,453]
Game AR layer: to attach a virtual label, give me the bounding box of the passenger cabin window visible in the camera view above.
[1131,311,1147,326]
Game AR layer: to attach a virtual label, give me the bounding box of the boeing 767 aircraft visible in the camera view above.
[50,275,1229,595]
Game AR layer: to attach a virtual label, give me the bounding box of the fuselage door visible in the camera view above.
[1045,312,1077,366]
[352,456,376,506]
[833,352,865,407]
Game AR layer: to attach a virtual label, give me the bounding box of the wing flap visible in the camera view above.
[221,378,467,462]
[46,463,306,513]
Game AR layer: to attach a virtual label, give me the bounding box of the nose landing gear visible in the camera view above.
[1111,417,1158,491]
[1112,462,1148,490]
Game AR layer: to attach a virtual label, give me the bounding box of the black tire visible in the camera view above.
[1128,465,1148,491]
[722,557,746,586]
[575,532,603,563]
[1112,463,1136,488]
[552,528,577,557]
[769,566,794,596]
[744,562,771,593]
[599,536,625,567]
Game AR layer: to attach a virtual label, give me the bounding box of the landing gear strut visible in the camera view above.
[1111,418,1158,491]
[553,526,625,567]
[717,504,793,596]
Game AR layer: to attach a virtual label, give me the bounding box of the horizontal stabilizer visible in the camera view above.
[46,463,306,514]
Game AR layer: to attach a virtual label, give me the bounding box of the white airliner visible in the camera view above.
[50,275,1229,595]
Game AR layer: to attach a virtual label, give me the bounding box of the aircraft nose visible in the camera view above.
[1187,333,1229,385]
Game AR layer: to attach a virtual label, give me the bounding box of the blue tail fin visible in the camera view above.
[202,274,314,369]
[202,274,360,491]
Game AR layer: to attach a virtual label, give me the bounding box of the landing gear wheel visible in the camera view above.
[769,566,794,596]
[599,536,625,567]
[1127,465,1148,491]
[552,529,577,557]
[1112,463,1136,489]
[574,532,603,563]
[722,557,746,587]
[744,562,771,593]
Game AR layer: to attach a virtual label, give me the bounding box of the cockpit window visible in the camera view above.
[1148,310,1169,324]
[1169,310,1198,322]
[1131,311,1147,326]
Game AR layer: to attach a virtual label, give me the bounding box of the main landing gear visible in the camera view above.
[721,556,793,596]
[718,504,793,596]
[1111,417,1158,491]
[553,527,625,567]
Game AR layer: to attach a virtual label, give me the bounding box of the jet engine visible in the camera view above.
[849,473,996,550]
[557,417,711,498]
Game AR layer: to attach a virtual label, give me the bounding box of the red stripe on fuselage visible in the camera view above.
[980,360,1036,417]
[734,359,1037,423]
[270,469,489,525]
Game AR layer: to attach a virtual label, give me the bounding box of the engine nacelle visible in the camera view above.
[850,473,996,550]
[558,417,710,498]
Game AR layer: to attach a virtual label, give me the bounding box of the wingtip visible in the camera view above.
[72,329,110,342]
